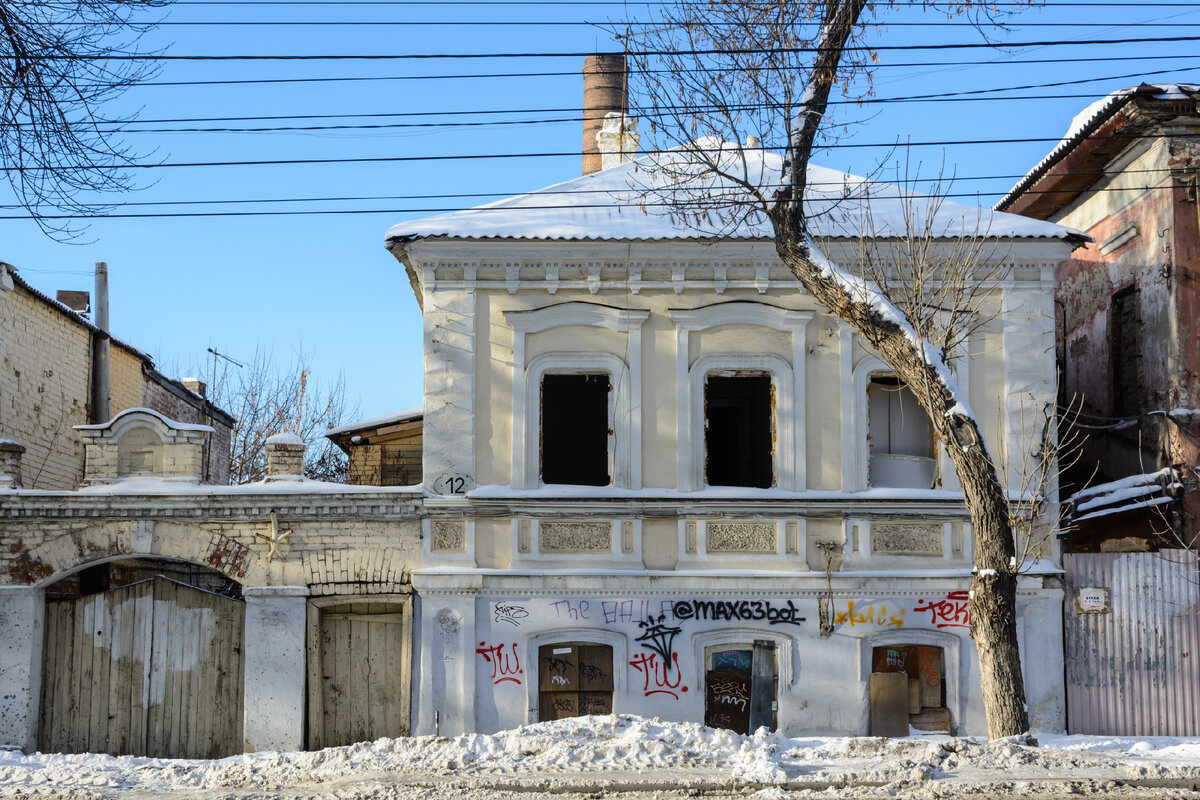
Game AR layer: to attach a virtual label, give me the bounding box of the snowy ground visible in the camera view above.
[4,716,1200,799]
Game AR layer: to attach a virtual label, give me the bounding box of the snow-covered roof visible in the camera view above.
[325,407,423,438]
[997,83,1200,211]
[386,141,1081,246]
[74,407,215,433]
[1064,468,1182,524]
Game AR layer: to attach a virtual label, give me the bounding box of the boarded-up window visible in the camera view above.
[868,377,935,489]
[538,642,614,720]
[1111,288,1141,417]
[541,374,610,486]
[869,645,948,735]
[705,375,773,488]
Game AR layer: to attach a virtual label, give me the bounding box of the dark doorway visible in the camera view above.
[705,375,773,488]
[541,373,610,485]
[704,640,777,734]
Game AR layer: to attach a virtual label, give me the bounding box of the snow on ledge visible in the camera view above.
[74,407,214,433]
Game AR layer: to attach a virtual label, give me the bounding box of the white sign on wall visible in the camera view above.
[1075,587,1110,613]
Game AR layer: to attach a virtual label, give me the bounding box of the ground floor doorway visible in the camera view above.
[869,644,949,735]
[703,640,777,734]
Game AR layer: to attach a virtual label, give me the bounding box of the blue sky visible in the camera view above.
[4,1,1199,423]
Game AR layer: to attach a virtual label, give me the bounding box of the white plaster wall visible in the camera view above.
[408,575,1065,738]
[242,586,309,752]
[0,586,43,752]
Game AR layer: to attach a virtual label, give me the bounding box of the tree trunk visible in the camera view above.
[769,209,1031,738]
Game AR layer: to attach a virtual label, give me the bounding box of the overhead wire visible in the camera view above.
[50,33,1200,59]
[0,180,1187,219]
[0,164,1185,211]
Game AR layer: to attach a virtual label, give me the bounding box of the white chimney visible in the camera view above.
[597,112,639,171]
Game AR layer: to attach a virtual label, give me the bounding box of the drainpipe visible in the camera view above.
[91,262,111,424]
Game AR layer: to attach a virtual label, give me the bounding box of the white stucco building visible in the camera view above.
[385,143,1083,738]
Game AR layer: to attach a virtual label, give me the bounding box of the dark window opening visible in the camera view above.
[868,376,936,489]
[541,373,610,486]
[869,645,949,736]
[538,642,614,720]
[1111,287,1141,417]
[705,375,773,488]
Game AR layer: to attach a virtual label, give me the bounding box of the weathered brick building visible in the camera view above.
[997,83,1200,551]
[0,262,235,487]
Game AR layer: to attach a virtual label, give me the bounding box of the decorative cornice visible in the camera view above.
[0,491,423,521]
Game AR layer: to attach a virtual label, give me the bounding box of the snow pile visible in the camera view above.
[5,716,1200,797]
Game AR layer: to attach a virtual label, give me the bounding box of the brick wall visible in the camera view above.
[0,286,91,489]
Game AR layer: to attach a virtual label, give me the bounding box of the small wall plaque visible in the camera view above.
[1076,587,1110,613]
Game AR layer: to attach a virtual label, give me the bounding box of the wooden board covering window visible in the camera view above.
[538,643,613,721]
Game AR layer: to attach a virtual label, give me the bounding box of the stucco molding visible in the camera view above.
[505,302,648,490]
[669,302,812,492]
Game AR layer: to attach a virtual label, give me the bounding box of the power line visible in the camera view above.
[0,132,1176,171]
[2,164,1182,211]
[54,34,1200,59]
[119,53,1200,88]
[40,19,1200,26]
[0,181,1179,220]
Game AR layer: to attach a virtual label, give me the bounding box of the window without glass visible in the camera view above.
[705,375,773,488]
[869,645,949,736]
[541,373,610,485]
[1110,287,1141,417]
[867,376,935,489]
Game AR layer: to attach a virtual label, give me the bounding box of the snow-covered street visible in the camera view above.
[3,716,1200,799]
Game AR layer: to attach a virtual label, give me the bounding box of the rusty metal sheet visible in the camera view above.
[1064,550,1200,735]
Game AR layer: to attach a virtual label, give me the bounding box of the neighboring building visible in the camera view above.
[999,83,1200,737]
[384,101,1080,736]
[996,83,1200,552]
[326,409,423,487]
[0,262,235,487]
[0,411,422,756]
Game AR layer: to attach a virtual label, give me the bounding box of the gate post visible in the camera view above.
[243,585,309,752]
[0,585,44,752]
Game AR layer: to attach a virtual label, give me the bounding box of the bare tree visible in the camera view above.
[617,0,1048,737]
[0,0,165,241]
[210,349,353,484]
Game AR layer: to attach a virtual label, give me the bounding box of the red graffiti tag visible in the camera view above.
[629,651,688,699]
[913,591,971,629]
[477,642,524,685]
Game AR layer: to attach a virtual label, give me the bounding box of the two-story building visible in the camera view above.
[385,137,1079,737]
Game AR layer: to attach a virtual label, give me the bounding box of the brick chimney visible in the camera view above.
[582,53,628,175]
[181,377,207,398]
[265,432,306,480]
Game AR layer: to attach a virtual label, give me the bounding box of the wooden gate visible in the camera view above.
[39,576,244,758]
[307,600,412,748]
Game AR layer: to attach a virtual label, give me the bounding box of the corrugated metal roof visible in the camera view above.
[386,142,1082,246]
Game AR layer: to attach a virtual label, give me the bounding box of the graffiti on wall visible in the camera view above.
[629,652,688,699]
[494,603,529,627]
[629,614,689,699]
[672,599,805,626]
[833,601,907,629]
[913,591,971,629]
[477,642,524,685]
